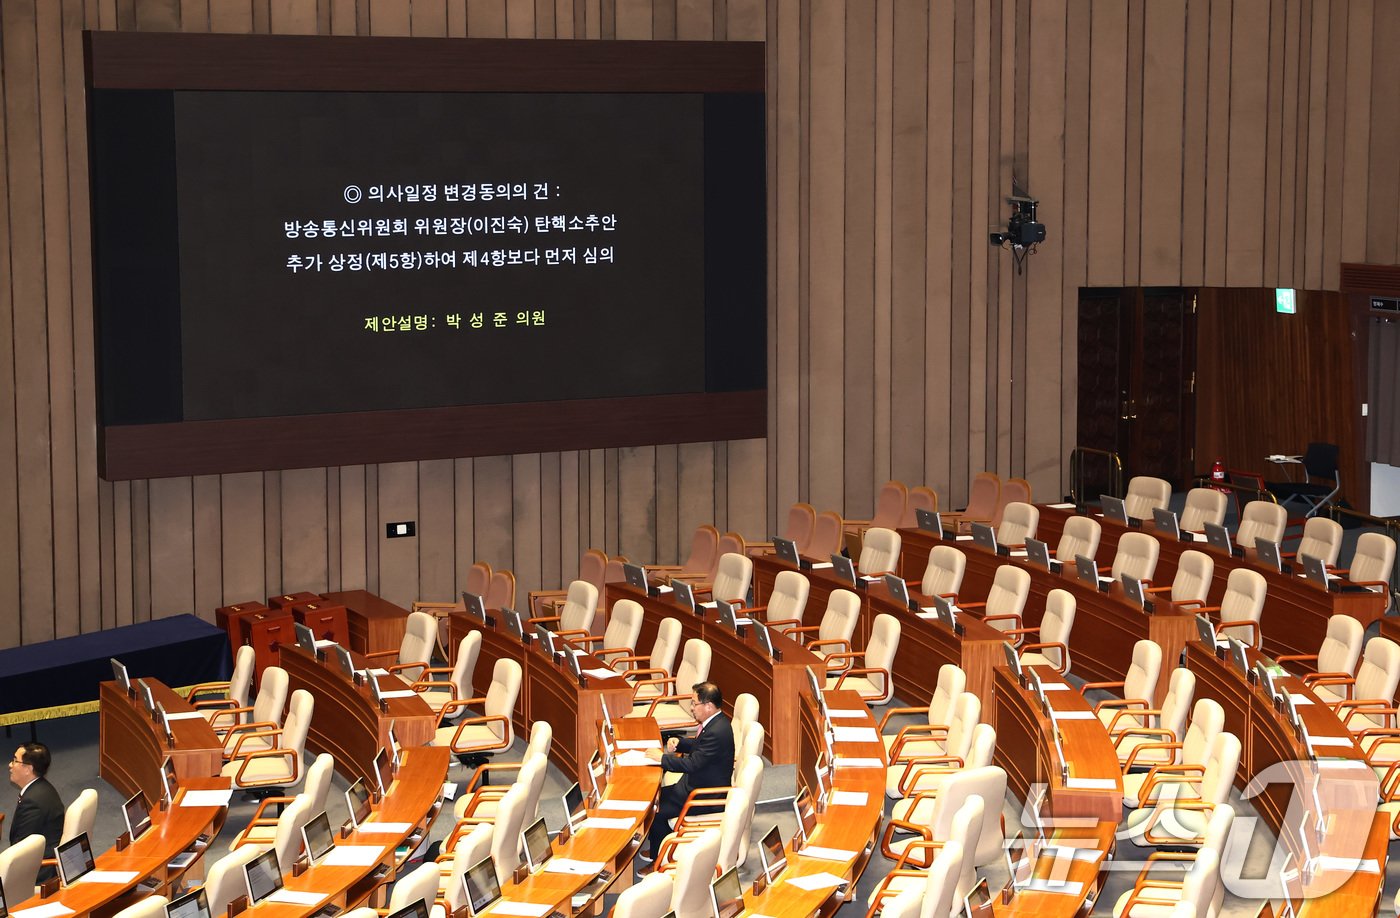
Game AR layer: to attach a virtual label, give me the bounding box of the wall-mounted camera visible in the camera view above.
[989,183,1046,273]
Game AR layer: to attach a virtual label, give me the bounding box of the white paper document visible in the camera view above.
[579,816,635,830]
[544,858,608,875]
[76,870,139,884]
[379,689,417,699]
[267,890,325,906]
[1047,503,1077,510]
[809,562,834,569]
[795,846,857,862]
[314,639,337,649]
[1306,735,1355,748]
[321,845,384,867]
[596,799,651,812]
[1289,695,1314,705]
[1009,550,1028,558]
[616,739,660,750]
[583,668,619,680]
[700,601,718,609]
[1040,683,1072,691]
[1021,878,1085,895]
[829,791,868,807]
[163,711,207,721]
[13,905,75,918]
[356,821,412,834]
[832,726,879,743]
[954,535,974,541]
[614,750,654,767]
[177,789,233,807]
[826,708,866,719]
[489,903,554,918]
[1064,777,1118,790]
[369,668,390,676]
[1316,856,1381,874]
[785,871,848,890]
[654,585,674,594]
[834,756,883,768]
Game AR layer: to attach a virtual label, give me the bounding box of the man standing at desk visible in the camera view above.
[9,742,64,878]
[642,681,734,865]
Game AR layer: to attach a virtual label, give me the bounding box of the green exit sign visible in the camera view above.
[1276,288,1297,314]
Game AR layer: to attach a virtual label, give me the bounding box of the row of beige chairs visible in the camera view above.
[0,789,100,899]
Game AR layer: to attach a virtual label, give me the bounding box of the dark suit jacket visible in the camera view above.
[660,712,735,802]
[11,777,64,859]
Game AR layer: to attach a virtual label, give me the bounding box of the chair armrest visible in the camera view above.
[675,785,736,825]
[231,747,301,788]
[821,651,862,670]
[889,725,949,761]
[1122,740,1182,773]
[833,666,891,690]
[525,614,562,626]
[1080,679,1126,695]
[806,638,853,657]
[437,697,488,724]
[1106,707,1160,734]
[186,679,232,700]
[621,667,670,683]
[958,601,988,610]
[765,616,803,632]
[409,678,457,695]
[192,698,238,712]
[228,726,283,760]
[1112,726,1176,754]
[878,706,936,734]
[450,715,512,754]
[386,660,427,676]
[554,628,592,643]
[896,757,964,795]
[206,704,256,733]
[1094,698,1149,716]
[1020,642,1070,673]
[362,648,399,662]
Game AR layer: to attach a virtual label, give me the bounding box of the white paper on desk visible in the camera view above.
[163,711,207,721]
[1306,735,1354,748]
[1049,710,1096,721]
[832,726,879,743]
[736,617,754,626]
[580,816,635,830]
[321,845,384,867]
[1021,878,1085,895]
[826,708,866,719]
[613,750,654,767]
[596,799,651,812]
[267,890,326,906]
[654,585,674,594]
[379,689,417,699]
[1288,694,1314,706]
[1316,856,1381,874]
[616,739,660,750]
[355,821,412,834]
[583,668,619,680]
[489,903,554,918]
[544,858,608,875]
[834,757,883,768]
[1048,503,1077,510]
[13,905,74,918]
[829,791,868,807]
[700,601,718,609]
[785,871,848,890]
[314,639,337,649]
[1010,550,1028,558]
[795,846,857,862]
[441,782,458,801]
[954,535,974,541]
[1040,683,1072,691]
[1064,777,1118,790]
[178,789,233,807]
[75,870,139,884]
[809,562,834,569]
[1045,845,1107,864]
[369,668,390,676]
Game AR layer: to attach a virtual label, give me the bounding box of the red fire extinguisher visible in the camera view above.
[1211,457,1227,493]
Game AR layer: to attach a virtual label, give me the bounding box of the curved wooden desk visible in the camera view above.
[446,611,635,785]
[605,582,824,765]
[99,680,223,803]
[278,643,436,788]
[13,776,230,918]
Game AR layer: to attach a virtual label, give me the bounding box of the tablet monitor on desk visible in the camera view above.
[1001,641,1024,685]
[773,537,800,566]
[503,608,524,640]
[791,785,818,847]
[1193,613,1220,649]
[1301,553,1330,589]
[1074,554,1099,587]
[463,856,503,918]
[165,888,210,918]
[672,579,696,613]
[386,902,429,918]
[461,592,487,623]
[155,702,175,743]
[970,522,998,553]
[1100,494,1130,525]
[334,644,357,679]
[302,811,336,864]
[710,867,744,918]
[122,791,152,841]
[1228,637,1251,675]
[753,620,776,659]
[111,658,132,694]
[622,562,651,593]
[564,645,584,681]
[372,747,393,797]
[1255,537,1285,573]
[345,777,372,829]
[1152,507,1182,540]
[716,599,740,633]
[931,594,957,633]
[1024,538,1052,572]
[535,625,557,657]
[758,825,785,880]
[916,509,941,535]
[1122,574,1152,612]
[562,781,585,827]
[55,833,94,887]
[294,621,318,654]
[883,573,914,610]
[1204,522,1236,555]
[244,847,283,905]
[963,878,992,918]
[160,756,180,805]
[829,553,857,586]
[138,679,157,718]
[522,817,553,871]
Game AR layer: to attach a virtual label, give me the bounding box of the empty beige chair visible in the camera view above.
[191,644,256,725]
[485,569,516,612]
[997,502,1039,548]
[1123,731,1240,846]
[1145,549,1213,607]
[1197,567,1266,648]
[656,785,753,874]
[228,753,335,851]
[222,689,314,790]
[963,564,1031,634]
[1083,639,1163,731]
[881,765,1005,866]
[1339,532,1397,610]
[436,657,521,755]
[1111,667,1196,768]
[946,472,1000,532]
[650,525,721,578]
[1108,532,1161,584]
[879,664,966,772]
[1124,476,1171,520]
[527,580,598,646]
[1321,636,1400,732]
[732,722,764,787]
[363,610,436,683]
[454,721,553,821]
[566,598,643,667]
[730,692,760,755]
[779,588,861,667]
[825,613,901,704]
[467,753,548,826]
[878,841,965,918]
[669,827,722,918]
[1112,848,1221,918]
[745,569,810,627]
[919,545,967,602]
[1013,590,1076,674]
[204,846,264,915]
[111,898,168,918]
[1179,488,1228,532]
[1277,615,1364,704]
[885,692,980,797]
[847,480,910,532]
[615,617,683,698]
[889,722,996,826]
[413,630,482,715]
[706,552,753,605]
[629,639,712,730]
[1135,795,1234,857]
[213,664,289,746]
[1122,698,1224,808]
[858,527,902,576]
[487,782,531,884]
[870,795,982,910]
[901,486,939,529]
[1053,515,1102,564]
[613,872,675,918]
[1288,516,1344,567]
[0,834,43,899]
[229,793,311,869]
[439,823,493,914]
[807,511,845,559]
[388,862,442,914]
[1235,500,1287,549]
[528,548,607,617]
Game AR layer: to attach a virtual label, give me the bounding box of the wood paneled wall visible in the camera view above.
[2,0,1397,645]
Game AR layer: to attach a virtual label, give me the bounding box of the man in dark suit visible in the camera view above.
[9,742,65,879]
[642,681,735,863]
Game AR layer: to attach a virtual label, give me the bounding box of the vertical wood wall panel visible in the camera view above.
[3,0,1397,644]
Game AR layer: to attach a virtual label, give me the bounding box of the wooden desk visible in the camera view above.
[321,590,410,656]
[215,600,270,655]
[227,746,452,918]
[446,611,634,786]
[605,582,824,765]
[277,643,436,787]
[1036,506,1387,662]
[99,680,223,803]
[13,776,229,918]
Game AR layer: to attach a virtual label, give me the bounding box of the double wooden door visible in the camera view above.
[1077,288,1197,492]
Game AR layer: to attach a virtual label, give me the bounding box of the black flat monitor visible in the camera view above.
[386,902,430,918]
[294,621,317,653]
[56,833,96,886]
[155,702,174,743]
[165,888,210,918]
[804,665,828,718]
[522,817,553,871]
[243,848,283,906]
[829,553,857,586]
[753,620,776,658]
[366,668,385,707]
[970,522,997,553]
[463,857,502,918]
[160,756,180,804]
[1255,537,1284,573]
[623,562,650,592]
[916,509,941,534]
[773,537,800,565]
[122,791,152,840]
[535,624,557,656]
[1074,554,1099,587]
[302,811,336,863]
[1024,537,1052,572]
[1254,660,1280,701]
[710,867,744,918]
[883,573,914,610]
[672,579,697,613]
[334,644,357,679]
[716,599,739,633]
[1204,521,1234,555]
[345,777,373,828]
[373,747,393,796]
[563,781,585,826]
[791,785,818,846]
[110,658,131,694]
[758,825,785,880]
[1152,507,1181,540]
[461,592,487,622]
[1100,494,1130,525]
